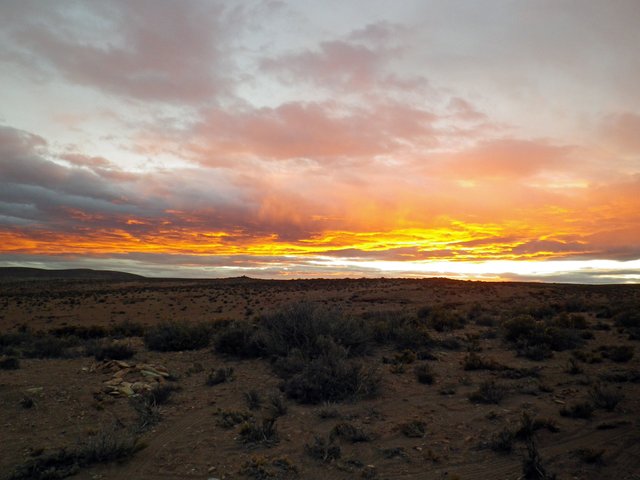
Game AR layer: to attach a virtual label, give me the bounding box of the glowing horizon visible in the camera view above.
[1,1,639,283]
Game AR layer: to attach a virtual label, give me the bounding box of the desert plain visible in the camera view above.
[1,270,639,480]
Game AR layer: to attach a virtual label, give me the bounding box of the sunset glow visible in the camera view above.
[1,1,639,282]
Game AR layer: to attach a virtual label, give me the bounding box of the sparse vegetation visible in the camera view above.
[469,380,508,404]
[239,418,279,445]
[414,363,435,384]
[305,436,341,462]
[400,420,426,438]
[144,321,211,351]
[6,427,142,480]
[206,366,235,386]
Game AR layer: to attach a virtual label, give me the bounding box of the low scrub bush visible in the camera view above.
[144,322,211,351]
[329,422,371,443]
[560,401,594,419]
[401,420,427,438]
[7,427,142,480]
[589,384,624,411]
[238,418,278,445]
[489,428,516,453]
[215,409,252,429]
[87,341,135,361]
[469,380,508,404]
[305,436,341,462]
[599,345,634,363]
[463,353,504,371]
[414,363,435,384]
[281,351,380,404]
[0,356,20,370]
[206,367,234,386]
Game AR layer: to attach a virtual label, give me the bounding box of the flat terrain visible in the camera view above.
[1,276,639,480]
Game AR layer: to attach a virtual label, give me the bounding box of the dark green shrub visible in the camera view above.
[110,320,146,338]
[305,436,341,462]
[245,389,263,410]
[469,381,508,404]
[238,418,278,445]
[259,303,372,358]
[7,428,142,480]
[330,422,371,443]
[215,409,252,429]
[560,401,594,419]
[87,341,135,361]
[213,321,263,357]
[427,307,466,332]
[400,420,426,438]
[463,353,504,371]
[206,367,234,386]
[268,393,288,417]
[599,345,634,362]
[0,356,20,370]
[589,384,623,411]
[281,352,380,404]
[415,363,435,384]
[50,325,107,340]
[24,335,78,359]
[489,428,515,453]
[144,322,210,351]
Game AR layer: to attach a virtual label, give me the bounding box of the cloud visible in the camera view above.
[0,1,241,103]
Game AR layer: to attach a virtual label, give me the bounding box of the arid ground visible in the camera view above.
[1,274,639,480]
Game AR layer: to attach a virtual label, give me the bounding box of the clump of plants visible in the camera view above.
[144,321,211,351]
[469,380,509,404]
[206,366,235,386]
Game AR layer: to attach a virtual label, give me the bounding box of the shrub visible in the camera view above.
[589,384,623,411]
[0,356,20,370]
[427,307,466,332]
[110,320,146,338]
[415,363,435,384]
[489,428,516,453]
[144,383,179,406]
[614,311,640,329]
[469,381,508,404]
[599,345,634,363]
[401,420,427,438]
[305,436,341,462]
[560,401,594,419]
[144,322,211,351]
[259,303,372,358]
[329,422,371,443]
[268,394,288,417]
[50,325,107,340]
[7,428,142,480]
[575,448,605,464]
[216,409,252,429]
[515,412,559,440]
[281,352,380,404]
[463,353,504,371]
[239,418,278,445]
[240,456,298,480]
[88,341,135,361]
[24,335,79,359]
[521,437,556,479]
[565,358,583,375]
[206,367,234,386]
[245,390,263,410]
[213,321,263,358]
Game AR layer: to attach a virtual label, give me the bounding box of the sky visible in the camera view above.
[0,0,639,283]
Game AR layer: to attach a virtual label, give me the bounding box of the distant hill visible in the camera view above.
[0,267,145,282]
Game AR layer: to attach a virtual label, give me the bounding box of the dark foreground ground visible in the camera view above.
[1,277,639,479]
